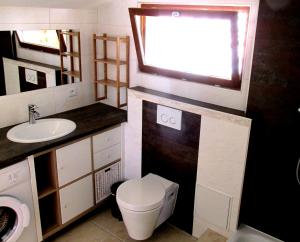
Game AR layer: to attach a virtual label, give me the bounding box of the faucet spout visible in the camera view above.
[28,104,40,124]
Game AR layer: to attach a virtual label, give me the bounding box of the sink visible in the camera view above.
[7,118,76,143]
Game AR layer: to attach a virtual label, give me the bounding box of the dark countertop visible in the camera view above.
[0,103,127,169]
[130,86,245,117]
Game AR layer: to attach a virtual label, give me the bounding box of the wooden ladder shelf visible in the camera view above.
[93,33,130,108]
[59,30,82,84]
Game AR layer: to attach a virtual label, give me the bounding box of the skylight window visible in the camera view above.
[15,30,66,55]
[17,30,59,49]
[129,5,250,89]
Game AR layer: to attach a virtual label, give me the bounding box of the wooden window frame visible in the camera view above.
[14,30,66,55]
[129,4,249,90]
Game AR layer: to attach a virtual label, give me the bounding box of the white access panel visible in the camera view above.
[59,175,94,224]
[93,143,121,170]
[92,126,121,152]
[56,138,92,187]
[195,185,232,230]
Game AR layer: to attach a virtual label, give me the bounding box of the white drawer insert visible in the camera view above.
[93,126,121,153]
[94,143,121,170]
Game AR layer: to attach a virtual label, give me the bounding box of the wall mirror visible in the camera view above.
[0,29,82,96]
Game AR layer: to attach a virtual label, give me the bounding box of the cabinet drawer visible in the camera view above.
[56,138,92,187]
[93,126,121,152]
[59,175,93,224]
[94,143,121,170]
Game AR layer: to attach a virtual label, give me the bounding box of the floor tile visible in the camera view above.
[49,220,121,242]
[197,229,227,242]
[90,208,132,241]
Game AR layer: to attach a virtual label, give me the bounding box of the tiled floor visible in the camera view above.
[49,207,227,242]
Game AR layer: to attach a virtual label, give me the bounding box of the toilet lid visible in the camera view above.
[116,178,165,212]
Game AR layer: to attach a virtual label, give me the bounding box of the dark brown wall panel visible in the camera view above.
[241,1,300,241]
[142,101,201,234]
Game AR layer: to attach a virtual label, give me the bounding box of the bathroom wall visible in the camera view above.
[97,0,259,111]
[0,7,98,128]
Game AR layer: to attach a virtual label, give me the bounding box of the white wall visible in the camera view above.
[0,7,98,128]
[97,0,259,111]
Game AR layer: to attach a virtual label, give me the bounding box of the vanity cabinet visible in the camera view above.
[30,125,122,241]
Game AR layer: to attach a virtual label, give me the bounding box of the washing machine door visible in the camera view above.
[0,196,30,242]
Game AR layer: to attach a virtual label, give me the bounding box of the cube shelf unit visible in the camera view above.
[33,154,122,239]
[93,33,129,108]
[33,151,61,236]
[58,30,82,84]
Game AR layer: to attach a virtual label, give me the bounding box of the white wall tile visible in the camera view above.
[0,7,49,23]
[29,88,56,118]
[99,0,137,27]
[0,23,51,30]
[53,83,83,113]
[50,9,98,24]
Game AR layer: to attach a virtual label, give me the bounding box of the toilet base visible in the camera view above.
[119,206,162,240]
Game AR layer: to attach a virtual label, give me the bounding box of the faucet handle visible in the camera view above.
[34,110,40,118]
[28,104,38,110]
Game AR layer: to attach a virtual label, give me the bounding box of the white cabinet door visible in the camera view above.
[59,175,94,224]
[56,138,92,187]
[93,143,121,170]
[92,126,121,152]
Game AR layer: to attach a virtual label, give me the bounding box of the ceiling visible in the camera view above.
[0,0,111,8]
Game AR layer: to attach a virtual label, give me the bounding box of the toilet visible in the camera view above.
[116,173,179,240]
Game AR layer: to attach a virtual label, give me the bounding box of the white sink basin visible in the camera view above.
[7,118,76,143]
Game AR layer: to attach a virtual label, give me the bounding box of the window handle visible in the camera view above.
[296,157,300,186]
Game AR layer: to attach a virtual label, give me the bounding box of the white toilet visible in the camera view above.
[116,173,179,240]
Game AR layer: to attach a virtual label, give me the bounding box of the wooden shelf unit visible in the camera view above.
[59,30,82,84]
[34,151,61,237]
[93,33,130,108]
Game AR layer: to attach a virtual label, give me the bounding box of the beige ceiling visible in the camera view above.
[0,0,111,8]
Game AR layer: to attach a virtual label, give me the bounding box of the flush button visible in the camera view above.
[157,105,182,130]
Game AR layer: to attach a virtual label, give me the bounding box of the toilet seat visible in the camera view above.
[117,178,165,212]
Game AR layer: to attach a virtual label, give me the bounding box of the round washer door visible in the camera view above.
[0,196,30,242]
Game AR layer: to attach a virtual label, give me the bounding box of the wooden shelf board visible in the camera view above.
[42,223,60,237]
[96,79,128,87]
[38,187,57,199]
[94,36,128,42]
[119,103,128,108]
[62,71,80,78]
[94,58,127,65]
[61,52,80,57]
[60,31,79,36]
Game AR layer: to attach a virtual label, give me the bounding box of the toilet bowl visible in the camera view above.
[116,174,179,240]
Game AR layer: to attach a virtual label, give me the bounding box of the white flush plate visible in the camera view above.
[25,68,38,85]
[157,105,182,130]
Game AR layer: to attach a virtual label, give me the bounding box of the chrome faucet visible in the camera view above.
[28,104,40,124]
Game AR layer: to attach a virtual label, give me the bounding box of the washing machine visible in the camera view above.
[0,160,38,242]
